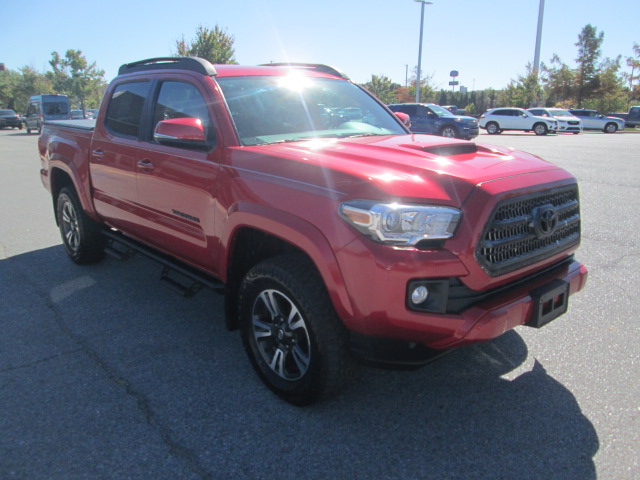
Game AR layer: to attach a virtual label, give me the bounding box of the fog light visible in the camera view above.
[411,286,429,305]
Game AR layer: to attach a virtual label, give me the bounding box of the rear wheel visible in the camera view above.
[486,122,500,135]
[56,188,105,264]
[238,254,351,406]
[604,123,618,133]
[533,123,548,135]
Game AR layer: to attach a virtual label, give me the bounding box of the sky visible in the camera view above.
[2,0,638,92]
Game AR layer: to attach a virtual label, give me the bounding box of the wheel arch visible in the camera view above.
[221,204,354,331]
[48,163,99,224]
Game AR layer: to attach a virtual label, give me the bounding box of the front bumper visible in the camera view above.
[337,234,587,358]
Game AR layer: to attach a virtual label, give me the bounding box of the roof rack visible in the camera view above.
[118,57,217,76]
[259,63,350,80]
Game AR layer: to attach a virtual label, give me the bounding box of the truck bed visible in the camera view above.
[45,119,96,131]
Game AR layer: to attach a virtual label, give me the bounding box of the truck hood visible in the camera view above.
[236,134,565,207]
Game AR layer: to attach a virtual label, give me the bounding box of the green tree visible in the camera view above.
[14,67,53,112]
[575,24,604,107]
[501,64,542,108]
[541,54,576,106]
[175,24,237,64]
[47,50,105,112]
[625,42,640,101]
[0,67,51,111]
[407,67,435,103]
[0,69,20,109]
[583,56,627,113]
[362,75,400,104]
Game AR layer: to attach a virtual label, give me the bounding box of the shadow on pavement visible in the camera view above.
[0,245,598,479]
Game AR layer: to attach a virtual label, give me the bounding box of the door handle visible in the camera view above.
[91,149,104,160]
[137,159,155,171]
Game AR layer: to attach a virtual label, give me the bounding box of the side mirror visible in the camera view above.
[394,112,411,128]
[154,117,208,149]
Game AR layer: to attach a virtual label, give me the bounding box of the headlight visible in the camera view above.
[340,200,461,246]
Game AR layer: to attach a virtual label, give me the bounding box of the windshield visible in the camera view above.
[216,75,406,146]
[427,104,455,116]
[0,109,16,116]
[548,109,573,117]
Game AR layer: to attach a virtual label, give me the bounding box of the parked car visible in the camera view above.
[0,109,23,129]
[527,108,582,134]
[26,94,71,134]
[479,108,558,135]
[568,109,625,133]
[442,105,466,115]
[387,103,479,139]
[607,106,640,128]
[71,109,85,119]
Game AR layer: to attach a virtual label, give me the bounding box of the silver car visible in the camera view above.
[568,109,625,133]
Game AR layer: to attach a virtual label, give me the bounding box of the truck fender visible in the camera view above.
[46,141,99,221]
[221,201,355,320]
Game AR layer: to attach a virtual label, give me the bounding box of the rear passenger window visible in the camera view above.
[105,81,151,138]
[398,105,417,116]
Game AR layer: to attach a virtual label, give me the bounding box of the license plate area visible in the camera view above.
[527,279,569,328]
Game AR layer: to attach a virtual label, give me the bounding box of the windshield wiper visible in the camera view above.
[335,132,384,139]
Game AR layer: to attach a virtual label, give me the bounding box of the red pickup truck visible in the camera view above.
[39,57,587,405]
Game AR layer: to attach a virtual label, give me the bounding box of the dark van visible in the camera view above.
[26,95,71,134]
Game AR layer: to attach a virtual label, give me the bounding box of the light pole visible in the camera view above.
[533,0,545,76]
[415,0,433,103]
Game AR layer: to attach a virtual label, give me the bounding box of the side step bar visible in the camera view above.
[102,230,225,297]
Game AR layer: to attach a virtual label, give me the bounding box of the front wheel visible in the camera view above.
[56,188,105,264]
[604,123,618,133]
[238,254,351,406]
[533,123,548,135]
[439,125,459,138]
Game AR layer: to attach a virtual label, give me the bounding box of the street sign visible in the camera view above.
[449,81,459,86]
[450,70,459,77]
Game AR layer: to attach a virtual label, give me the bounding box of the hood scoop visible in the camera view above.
[402,142,478,157]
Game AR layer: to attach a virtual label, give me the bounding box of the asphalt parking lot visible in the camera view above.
[0,128,638,479]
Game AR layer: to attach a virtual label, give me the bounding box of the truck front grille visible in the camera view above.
[476,185,581,276]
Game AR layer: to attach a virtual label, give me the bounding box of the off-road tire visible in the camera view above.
[238,254,352,406]
[56,187,105,264]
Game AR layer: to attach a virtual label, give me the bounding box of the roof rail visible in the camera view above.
[118,57,217,76]
[260,63,350,80]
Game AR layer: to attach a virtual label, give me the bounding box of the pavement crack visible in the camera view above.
[9,263,214,480]
[0,349,83,373]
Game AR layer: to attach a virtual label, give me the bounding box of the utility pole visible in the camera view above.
[533,0,545,76]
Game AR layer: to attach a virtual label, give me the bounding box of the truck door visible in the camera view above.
[89,80,152,237]
[418,105,438,135]
[135,78,221,272]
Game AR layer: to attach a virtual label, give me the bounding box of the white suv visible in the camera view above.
[527,108,583,134]
[479,108,558,135]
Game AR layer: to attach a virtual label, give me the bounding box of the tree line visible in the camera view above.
[1,24,638,116]
[365,25,639,115]
[0,49,106,113]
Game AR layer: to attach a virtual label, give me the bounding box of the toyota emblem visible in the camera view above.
[532,205,558,238]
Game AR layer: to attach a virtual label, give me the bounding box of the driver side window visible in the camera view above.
[152,81,214,142]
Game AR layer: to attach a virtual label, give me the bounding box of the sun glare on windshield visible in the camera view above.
[277,71,312,91]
